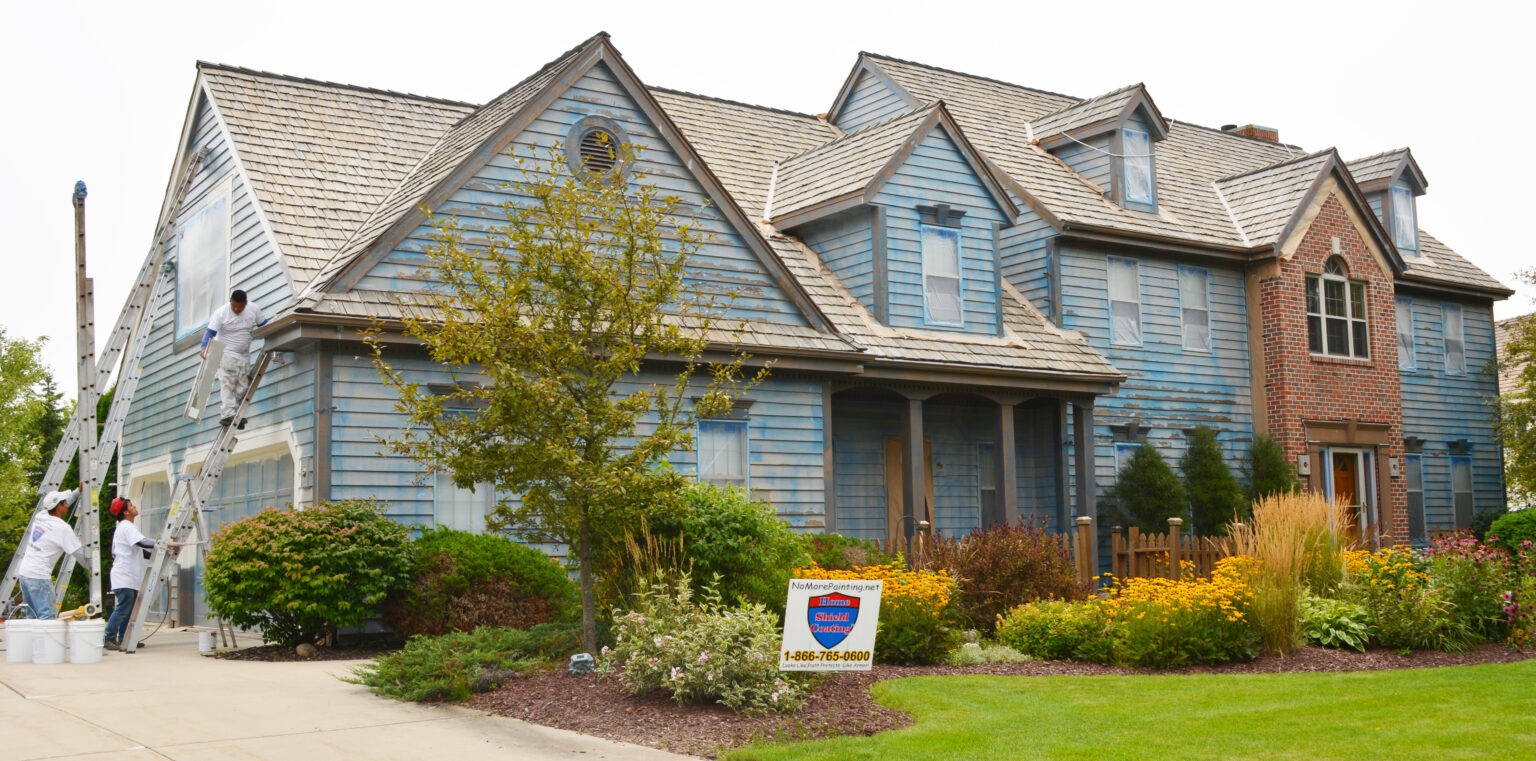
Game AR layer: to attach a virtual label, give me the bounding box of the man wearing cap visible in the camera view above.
[104,497,158,650]
[200,288,268,428]
[16,489,90,619]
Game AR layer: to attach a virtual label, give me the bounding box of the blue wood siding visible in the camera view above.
[834,68,914,134]
[1058,246,1253,503]
[1049,133,1113,193]
[798,210,875,313]
[354,62,809,328]
[832,399,901,541]
[998,206,1056,321]
[1399,297,1505,528]
[122,91,308,522]
[1016,405,1061,531]
[328,353,826,529]
[873,126,1007,335]
[1367,191,1386,228]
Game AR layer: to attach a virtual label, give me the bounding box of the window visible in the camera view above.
[1392,181,1418,254]
[1451,455,1473,529]
[698,418,749,487]
[1179,266,1210,352]
[175,181,232,339]
[435,472,493,533]
[1405,454,1425,543]
[920,224,964,326]
[1122,128,1154,205]
[1107,257,1141,346]
[1306,258,1368,358]
[1396,297,1415,371]
[1113,441,1142,473]
[1443,303,1465,374]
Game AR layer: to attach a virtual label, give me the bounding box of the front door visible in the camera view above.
[883,439,934,553]
[1326,448,1378,542]
[1331,451,1357,508]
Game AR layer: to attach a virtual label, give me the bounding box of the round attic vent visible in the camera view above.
[578,128,619,174]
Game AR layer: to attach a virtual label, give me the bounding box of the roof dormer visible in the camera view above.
[1346,148,1427,258]
[1029,83,1169,213]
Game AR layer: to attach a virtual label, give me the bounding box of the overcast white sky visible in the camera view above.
[3,0,1532,394]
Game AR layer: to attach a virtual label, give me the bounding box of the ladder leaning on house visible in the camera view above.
[0,149,207,621]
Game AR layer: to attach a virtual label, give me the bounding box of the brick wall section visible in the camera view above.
[1259,193,1407,544]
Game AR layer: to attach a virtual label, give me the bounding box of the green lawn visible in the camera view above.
[726,660,1536,761]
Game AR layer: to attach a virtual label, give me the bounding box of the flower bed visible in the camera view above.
[794,562,959,665]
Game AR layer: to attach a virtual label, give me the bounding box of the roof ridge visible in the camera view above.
[1166,118,1306,152]
[1345,146,1412,164]
[1217,148,1335,184]
[776,102,938,166]
[196,61,478,108]
[860,51,1082,104]
[649,85,824,121]
[446,31,609,129]
[1033,81,1145,122]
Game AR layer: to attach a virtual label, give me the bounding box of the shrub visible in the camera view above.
[1181,426,1243,536]
[1506,542,1536,647]
[386,528,577,637]
[931,521,1087,633]
[796,562,960,665]
[995,600,1105,661]
[350,623,579,702]
[204,500,414,647]
[1099,556,1261,668]
[1299,593,1372,652]
[1489,510,1536,555]
[605,574,808,715]
[1469,508,1504,542]
[1112,439,1186,533]
[1225,491,1349,654]
[1423,533,1514,642]
[946,642,1031,666]
[1243,433,1300,506]
[1344,548,1473,652]
[799,533,899,570]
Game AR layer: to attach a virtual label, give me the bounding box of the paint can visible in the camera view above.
[67,619,105,664]
[198,631,216,652]
[4,619,35,663]
[32,620,67,664]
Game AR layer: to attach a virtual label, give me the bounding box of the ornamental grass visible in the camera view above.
[1223,492,1350,654]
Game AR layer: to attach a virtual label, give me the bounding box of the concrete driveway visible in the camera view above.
[0,630,689,761]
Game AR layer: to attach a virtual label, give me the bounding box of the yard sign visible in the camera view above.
[779,579,882,671]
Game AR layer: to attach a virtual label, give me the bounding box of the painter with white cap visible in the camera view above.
[16,488,90,619]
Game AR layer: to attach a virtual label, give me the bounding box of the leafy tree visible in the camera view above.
[1244,433,1300,507]
[1112,438,1186,533]
[372,145,759,653]
[1180,425,1243,535]
[1494,271,1536,510]
[0,329,52,569]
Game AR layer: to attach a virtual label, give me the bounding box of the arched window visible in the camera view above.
[1306,257,1369,358]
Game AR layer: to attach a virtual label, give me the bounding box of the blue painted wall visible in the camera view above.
[798,209,876,314]
[873,125,1008,335]
[1049,133,1113,194]
[1398,296,1505,529]
[998,205,1055,321]
[833,68,914,134]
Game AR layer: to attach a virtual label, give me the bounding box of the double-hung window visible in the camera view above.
[1306,258,1368,358]
[1122,129,1154,206]
[1392,181,1419,254]
[1108,257,1142,346]
[175,180,233,340]
[1179,266,1210,352]
[1396,297,1415,371]
[1443,303,1465,374]
[1113,441,1143,474]
[698,418,750,487]
[1450,455,1473,529]
[920,224,963,327]
[1405,453,1425,543]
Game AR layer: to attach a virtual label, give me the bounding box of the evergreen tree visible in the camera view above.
[1112,438,1187,533]
[1244,433,1300,506]
[1180,425,1242,536]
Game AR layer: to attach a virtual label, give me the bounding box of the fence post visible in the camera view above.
[913,521,932,569]
[1167,517,1183,579]
[1111,525,1123,580]
[1075,516,1094,585]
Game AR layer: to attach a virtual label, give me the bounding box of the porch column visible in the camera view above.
[1072,398,1096,524]
[997,401,1019,524]
[901,397,926,537]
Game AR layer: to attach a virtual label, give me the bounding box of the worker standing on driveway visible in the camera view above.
[16,489,89,619]
[200,289,268,427]
[104,497,157,650]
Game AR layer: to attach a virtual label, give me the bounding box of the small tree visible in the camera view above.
[1112,438,1186,533]
[1494,271,1536,509]
[0,329,52,568]
[1244,433,1300,507]
[373,145,759,653]
[1181,425,1242,536]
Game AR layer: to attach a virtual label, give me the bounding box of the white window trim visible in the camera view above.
[1442,303,1466,375]
[1113,441,1143,473]
[174,177,234,341]
[1179,265,1211,353]
[697,417,751,488]
[1396,296,1416,372]
[919,223,965,328]
[1107,257,1142,347]
[1306,264,1369,359]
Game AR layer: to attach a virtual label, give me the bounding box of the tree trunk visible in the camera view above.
[578,514,598,655]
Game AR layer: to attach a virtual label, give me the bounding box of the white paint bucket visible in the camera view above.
[198,631,215,652]
[4,619,35,663]
[67,619,105,664]
[32,620,67,664]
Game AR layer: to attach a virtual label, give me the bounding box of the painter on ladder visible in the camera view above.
[16,489,89,619]
[200,288,268,427]
[104,497,159,650]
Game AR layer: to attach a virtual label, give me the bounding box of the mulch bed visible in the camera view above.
[470,644,1535,758]
[212,643,398,662]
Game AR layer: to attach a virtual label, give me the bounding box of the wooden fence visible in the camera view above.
[1109,518,1232,581]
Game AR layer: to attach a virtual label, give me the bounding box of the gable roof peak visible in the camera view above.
[196,60,478,108]
[1030,82,1169,146]
[858,51,1081,104]
[1346,146,1427,192]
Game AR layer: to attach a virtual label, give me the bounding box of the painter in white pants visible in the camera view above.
[201,288,267,427]
[218,352,252,422]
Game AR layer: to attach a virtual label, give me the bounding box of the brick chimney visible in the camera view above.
[1221,123,1280,143]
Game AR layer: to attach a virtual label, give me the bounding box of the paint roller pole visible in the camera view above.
[73,181,102,612]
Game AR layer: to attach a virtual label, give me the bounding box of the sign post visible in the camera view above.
[780,578,882,671]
